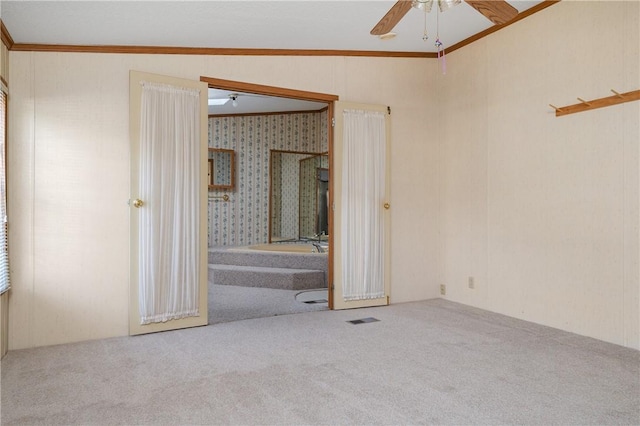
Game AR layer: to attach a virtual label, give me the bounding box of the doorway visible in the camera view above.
[202,77,338,323]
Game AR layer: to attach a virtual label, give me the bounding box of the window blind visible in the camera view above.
[0,89,9,295]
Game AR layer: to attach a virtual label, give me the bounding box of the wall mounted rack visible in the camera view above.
[209,194,230,202]
[550,89,640,117]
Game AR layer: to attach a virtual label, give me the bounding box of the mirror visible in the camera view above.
[270,150,329,242]
[208,148,235,190]
[299,155,329,238]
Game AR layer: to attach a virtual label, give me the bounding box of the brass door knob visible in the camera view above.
[132,199,144,208]
[384,202,390,210]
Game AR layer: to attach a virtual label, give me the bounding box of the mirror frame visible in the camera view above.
[208,148,235,190]
[269,149,328,243]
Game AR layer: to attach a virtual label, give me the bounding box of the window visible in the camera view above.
[0,88,9,294]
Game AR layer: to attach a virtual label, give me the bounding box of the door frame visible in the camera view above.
[200,77,338,308]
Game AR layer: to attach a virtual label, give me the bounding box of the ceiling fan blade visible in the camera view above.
[464,0,518,25]
[370,0,413,36]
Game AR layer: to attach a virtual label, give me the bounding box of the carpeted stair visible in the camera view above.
[208,264,324,290]
[208,247,328,290]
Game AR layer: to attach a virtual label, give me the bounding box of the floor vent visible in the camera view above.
[303,300,328,304]
[347,317,380,325]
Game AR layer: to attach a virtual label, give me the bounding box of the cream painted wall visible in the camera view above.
[8,53,440,349]
[437,1,639,348]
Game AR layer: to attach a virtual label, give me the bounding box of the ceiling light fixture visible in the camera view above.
[412,0,461,13]
[208,93,241,107]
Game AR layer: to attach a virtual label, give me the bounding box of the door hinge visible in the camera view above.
[331,117,336,127]
[331,284,335,291]
[387,106,391,115]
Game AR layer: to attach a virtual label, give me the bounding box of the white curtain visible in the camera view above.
[0,89,9,295]
[341,109,386,301]
[138,82,201,324]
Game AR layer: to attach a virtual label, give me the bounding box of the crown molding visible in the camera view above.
[445,0,560,55]
[0,21,14,49]
[9,44,435,58]
[209,106,328,119]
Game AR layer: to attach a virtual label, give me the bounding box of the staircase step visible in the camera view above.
[208,264,325,291]
[209,248,326,269]
[208,247,328,287]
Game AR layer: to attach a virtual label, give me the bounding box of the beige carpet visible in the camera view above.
[208,284,328,324]
[2,299,639,425]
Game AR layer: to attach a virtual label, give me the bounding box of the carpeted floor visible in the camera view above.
[208,284,328,324]
[1,299,639,425]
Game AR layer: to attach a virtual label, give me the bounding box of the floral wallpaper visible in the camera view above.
[208,110,328,247]
[272,152,311,239]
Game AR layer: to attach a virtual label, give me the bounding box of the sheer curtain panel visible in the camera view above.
[340,109,386,301]
[0,89,9,295]
[138,82,200,324]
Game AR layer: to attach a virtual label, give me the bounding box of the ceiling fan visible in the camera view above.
[370,0,519,36]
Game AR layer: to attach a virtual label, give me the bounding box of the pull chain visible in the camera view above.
[435,5,446,74]
[422,6,429,41]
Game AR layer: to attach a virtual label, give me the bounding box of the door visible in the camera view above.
[129,71,209,335]
[332,101,391,310]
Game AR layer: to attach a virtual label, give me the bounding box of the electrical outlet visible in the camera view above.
[468,276,474,289]
[440,284,446,295]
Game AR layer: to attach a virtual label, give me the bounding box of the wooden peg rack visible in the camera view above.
[550,89,640,117]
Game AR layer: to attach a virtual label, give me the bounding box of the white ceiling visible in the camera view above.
[1,1,544,53]
[207,88,328,115]
[0,0,545,114]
